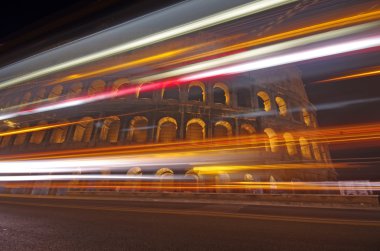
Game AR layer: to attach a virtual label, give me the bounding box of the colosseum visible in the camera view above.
[0,1,337,193]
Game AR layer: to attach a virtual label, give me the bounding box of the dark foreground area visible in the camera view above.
[0,196,379,251]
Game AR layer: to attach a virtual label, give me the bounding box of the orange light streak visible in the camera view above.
[159,10,380,68]
[315,66,380,83]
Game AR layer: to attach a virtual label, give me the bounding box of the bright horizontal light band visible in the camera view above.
[180,35,380,81]
[0,0,295,90]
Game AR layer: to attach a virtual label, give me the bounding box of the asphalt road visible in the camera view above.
[0,196,379,251]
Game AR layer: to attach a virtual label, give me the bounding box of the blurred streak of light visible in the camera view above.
[48,10,380,85]
[0,162,345,175]
[234,97,380,119]
[137,22,379,82]
[314,66,380,83]
[0,108,161,137]
[179,35,380,82]
[2,180,380,192]
[49,35,244,84]
[159,10,380,68]
[1,122,379,162]
[1,22,378,121]
[0,0,295,90]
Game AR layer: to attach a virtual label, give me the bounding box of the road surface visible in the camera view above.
[0,195,379,251]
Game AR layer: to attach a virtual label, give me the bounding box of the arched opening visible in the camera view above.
[269,175,278,193]
[50,123,69,144]
[127,167,142,176]
[237,88,252,107]
[275,96,287,116]
[88,80,105,95]
[67,82,83,98]
[186,119,206,140]
[188,81,205,102]
[34,88,46,101]
[99,116,120,143]
[112,78,129,92]
[0,132,11,148]
[13,124,28,146]
[283,132,297,156]
[215,173,230,193]
[48,85,63,99]
[157,117,177,143]
[302,108,311,126]
[162,84,179,100]
[29,121,47,144]
[185,169,200,192]
[129,116,149,144]
[156,168,174,192]
[213,83,230,105]
[312,142,322,161]
[240,123,255,136]
[213,121,232,138]
[73,117,94,143]
[264,128,278,152]
[299,137,312,159]
[257,91,271,112]
[138,83,153,99]
[20,92,32,105]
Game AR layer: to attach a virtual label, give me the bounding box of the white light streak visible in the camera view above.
[0,0,295,89]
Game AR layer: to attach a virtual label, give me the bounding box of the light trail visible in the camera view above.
[137,22,379,83]
[158,9,380,68]
[45,10,380,85]
[314,66,380,83]
[1,22,379,121]
[179,35,380,82]
[0,0,295,90]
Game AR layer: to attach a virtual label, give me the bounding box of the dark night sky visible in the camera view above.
[1,1,379,180]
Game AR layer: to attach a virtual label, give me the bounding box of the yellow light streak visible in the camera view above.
[158,10,380,68]
[0,0,295,90]
[315,67,380,83]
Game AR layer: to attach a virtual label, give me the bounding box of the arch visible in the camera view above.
[48,85,63,99]
[240,123,255,136]
[34,88,46,101]
[275,96,287,116]
[213,121,232,138]
[185,169,200,182]
[67,82,83,98]
[13,124,29,146]
[73,117,94,143]
[99,116,120,143]
[127,167,142,176]
[186,118,206,140]
[137,83,153,99]
[283,132,297,156]
[112,78,129,92]
[299,137,312,159]
[157,117,177,143]
[264,128,278,152]
[20,92,32,105]
[236,87,252,107]
[269,175,278,192]
[156,167,174,176]
[302,108,311,126]
[257,91,271,112]
[129,116,149,143]
[50,122,69,144]
[0,130,11,148]
[213,82,230,105]
[88,80,105,95]
[311,142,322,161]
[188,81,205,102]
[29,121,47,144]
[162,83,180,100]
